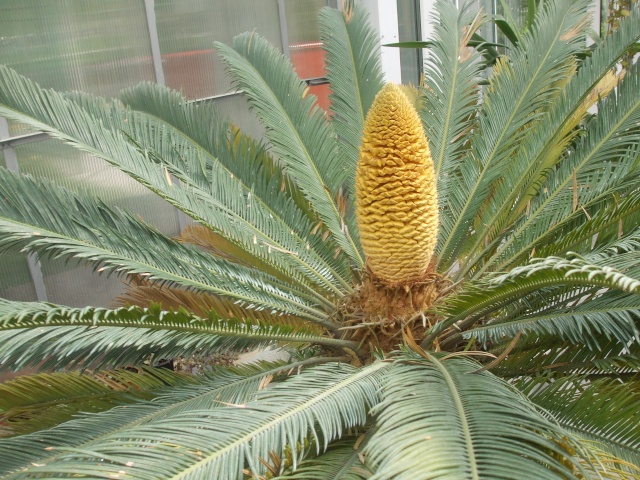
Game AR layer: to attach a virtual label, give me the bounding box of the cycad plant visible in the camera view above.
[0,0,639,478]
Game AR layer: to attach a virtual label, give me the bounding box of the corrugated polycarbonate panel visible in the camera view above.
[285,0,329,110]
[155,0,283,100]
[0,248,37,302]
[211,94,265,140]
[40,257,125,308]
[284,0,325,46]
[7,120,39,138]
[0,0,155,97]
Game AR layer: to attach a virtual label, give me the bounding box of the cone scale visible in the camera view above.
[356,83,438,286]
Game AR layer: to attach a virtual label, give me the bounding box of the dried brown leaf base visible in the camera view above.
[338,266,451,357]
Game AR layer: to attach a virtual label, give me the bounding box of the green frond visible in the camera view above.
[215,33,364,269]
[426,251,640,348]
[466,289,640,351]
[519,376,640,469]
[0,169,330,324]
[437,0,592,270]
[0,299,356,372]
[12,362,388,480]
[119,83,322,245]
[488,58,640,272]
[420,0,485,243]
[365,351,584,479]
[460,9,640,277]
[535,190,640,258]
[0,367,196,436]
[319,2,384,262]
[0,359,327,476]
[0,65,352,301]
[116,282,320,332]
[492,334,640,378]
[319,3,384,198]
[273,436,372,479]
[115,83,354,295]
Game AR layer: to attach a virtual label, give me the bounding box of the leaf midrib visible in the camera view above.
[483,93,640,275]
[438,6,573,269]
[170,361,388,480]
[222,41,364,269]
[429,356,479,480]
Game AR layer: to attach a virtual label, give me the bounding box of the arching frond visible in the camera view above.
[0,300,356,372]
[0,367,196,436]
[437,0,591,270]
[215,33,364,269]
[0,359,329,476]
[319,2,384,199]
[488,59,640,272]
[535,189,640,258]
[426,251,640,348]
[0,169,330,324]
[460,9,640,277]
[0,66,352,302]
[13,362,388,480]
[492,334,640,378]
[116,281,318,331]
[518,376,640,468]
[273,436,372,479]
[466,289,640,351]
[115,84,354,294]
[420,0,484,246]
[365,351,585,479]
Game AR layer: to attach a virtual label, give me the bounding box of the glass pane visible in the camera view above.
[0,248,36,302]
[284,0,325,45]
[0,148,4,168]
[7,120,39,138]
[0,0,155,97]
[397,0,421,86]
[156,0,283,100]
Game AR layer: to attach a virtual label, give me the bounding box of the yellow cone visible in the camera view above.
[356,83,438,285]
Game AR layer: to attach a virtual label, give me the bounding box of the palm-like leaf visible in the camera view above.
[12,362,387,480]
[0,300,356,372]
[0,0,639,478]
[117,84,354,295]
[519,376,640,468]
[0,359,331,476]
[426,245,640,349]
[215,33,364,269]
[272,436,372,479]
[366,351,585,479]
[421,0,485,238]
[437,0,591,270]
[460,9,640,277]
[319,3,384,197]
[480,61,640,275]
[0,367,196,436]
[0,169,330,325]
